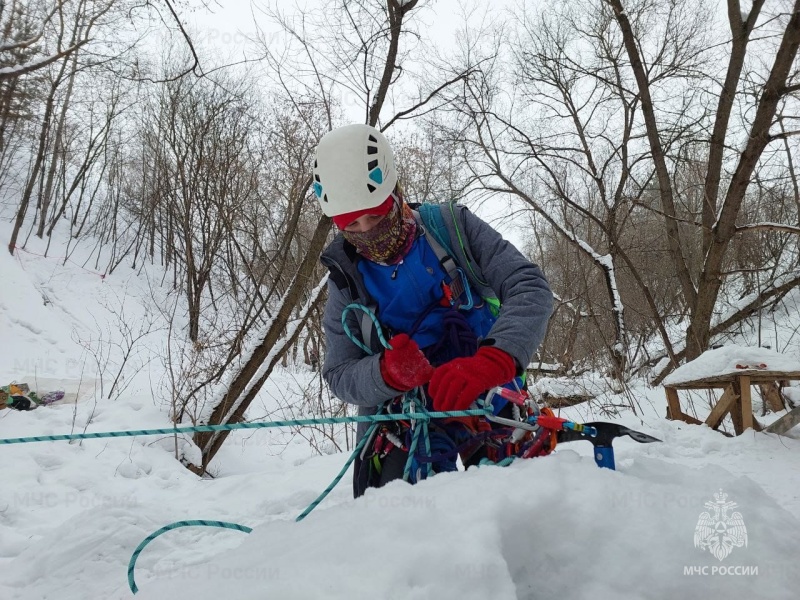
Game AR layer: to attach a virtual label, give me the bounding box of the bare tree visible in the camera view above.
[0,0,91,84]
[446,0,800,380]
[190,0,491,472]
[605,0,800,361]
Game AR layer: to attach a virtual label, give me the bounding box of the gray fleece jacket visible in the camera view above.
[320,202,554,441]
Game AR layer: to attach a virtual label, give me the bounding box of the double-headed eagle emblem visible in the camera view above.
[694,489,748,561]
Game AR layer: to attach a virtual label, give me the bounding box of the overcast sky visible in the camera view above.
[184,0,528,250]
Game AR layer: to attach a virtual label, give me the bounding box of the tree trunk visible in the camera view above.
[7,52,71,254]
[37,51,78,238]
[686,1,800,360]
[191,216,332,470]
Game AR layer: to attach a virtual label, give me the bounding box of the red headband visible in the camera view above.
[332,195,395,229]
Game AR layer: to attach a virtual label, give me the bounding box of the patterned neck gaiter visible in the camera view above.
[342,202,417,265]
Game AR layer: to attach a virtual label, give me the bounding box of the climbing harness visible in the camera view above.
[344,303,561,492]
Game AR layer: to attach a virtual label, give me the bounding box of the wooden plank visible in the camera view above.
[730,400,744,434]
[739,375,753,431]
[764,406,800,435]
[705,385,739,430]
[748,376,800,384]
[758,383,785,413]
[668,371,800,388]
[680,413,704,426]
[730,381,744,435]
[665,387,682,421]
[668,382,732,390]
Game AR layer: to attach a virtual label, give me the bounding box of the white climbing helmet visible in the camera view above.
[312,124,398,217]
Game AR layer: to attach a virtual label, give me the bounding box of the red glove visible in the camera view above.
[429,346,516,411]
[380,334,435,392]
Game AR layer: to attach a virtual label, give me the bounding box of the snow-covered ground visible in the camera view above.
[2,222,800,599]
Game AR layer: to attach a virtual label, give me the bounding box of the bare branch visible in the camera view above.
[0,39,89,81]
[736,222,800,235]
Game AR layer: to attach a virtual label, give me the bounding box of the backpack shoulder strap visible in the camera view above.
[321,237,382,353]
[417,203,454,257]
[435,202,501,316]
[413,205,476,309]
[412,205,459,281]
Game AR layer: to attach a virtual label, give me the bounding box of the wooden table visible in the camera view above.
[664,369,800,436]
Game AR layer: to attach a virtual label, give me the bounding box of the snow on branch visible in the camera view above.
[0,2,64,53]
[552,292,591,318]
[0,40,89,81]
[562,230,628,363]
[735,222,800,235]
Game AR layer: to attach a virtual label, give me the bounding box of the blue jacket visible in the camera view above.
[320,202,554,440]
[357,234,497,353]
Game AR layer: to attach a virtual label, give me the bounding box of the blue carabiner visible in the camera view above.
[454,268,474,311]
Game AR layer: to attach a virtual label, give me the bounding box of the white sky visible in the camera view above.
[189,0,496,48]
[184,0,532,251]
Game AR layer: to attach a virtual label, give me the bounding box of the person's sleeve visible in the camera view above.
[321,279,400,407]
[460,206,554,374]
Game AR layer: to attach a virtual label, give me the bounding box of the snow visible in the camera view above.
[138,449,800,600]
[528,372,607,403]
[663,344,800,386]
[0,46,81,78]
[526,361,562,372]
[2,221,800,599]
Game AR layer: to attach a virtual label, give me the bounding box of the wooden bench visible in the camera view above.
[664,369,800,436]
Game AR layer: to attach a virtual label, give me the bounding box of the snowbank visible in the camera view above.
[137,450,800,600]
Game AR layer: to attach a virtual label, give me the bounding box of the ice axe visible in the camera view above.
[482,389,661,470]
[556,422,661,470]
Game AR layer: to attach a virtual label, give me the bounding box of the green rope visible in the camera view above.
[338,304,436,484]
[120,403,486,595]
[341,302,391,354]
[295,422,378,523]
[404,414,424,482]
[127,520,252,594]
[0,410,490,446]
[402,395,434,482]
[480,456,515,467]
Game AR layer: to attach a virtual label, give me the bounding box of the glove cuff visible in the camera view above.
[475,346,517,384]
